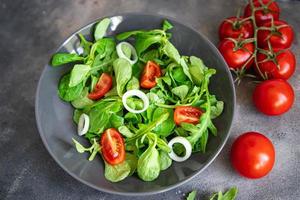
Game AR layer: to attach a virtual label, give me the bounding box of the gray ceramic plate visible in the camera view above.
[35,13,235,196]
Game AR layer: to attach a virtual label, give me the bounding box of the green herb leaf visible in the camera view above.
[69,64,91,87]
[118,125,134,138]
[180,57,193,82]
[78,34,93,56]
[159,150,172,171]
[126,153,138,176]
[71,87,94,109]
[104,160,131,182]
[189,56,205,86]
[58,73,84,102]
[162,20,173,31]
[113,58,132,96]
[51,53,84,67]
[94,18,111,41]
[163,40,181,64]
[209,187,238,200]
[186,190,197,200]
[135,34,163,56]
[126,77,140,90]
[152,107,175,137]
[171,85,189,100]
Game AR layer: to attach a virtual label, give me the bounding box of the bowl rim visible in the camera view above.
[35,12,236,196]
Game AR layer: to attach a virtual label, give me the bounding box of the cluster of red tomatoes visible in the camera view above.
[218,0,296,179]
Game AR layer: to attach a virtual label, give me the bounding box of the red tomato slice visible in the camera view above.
[101,128,125,165]
[88,73,112,100]
[231,132,275,179]
[174,106,203,126]
[140,61,161,89]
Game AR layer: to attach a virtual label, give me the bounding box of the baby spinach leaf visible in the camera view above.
[172,67,188,83]
[58,73,84,102]
[180,57,193,82]
[163,40,180,64]
[126,153,138,176]
[186,190,197,200]
[137,137,160,181]
[159,150,172,171]
[152,107,175,137]
[113,58,132,96]
[118,125,134,138]
[104,160,131,182]
[69,64,90,87]
[94,18,111,41]
[171,85,189,101]
[71,87,94,109]
[162,20,173,31]
[51,53,84,67]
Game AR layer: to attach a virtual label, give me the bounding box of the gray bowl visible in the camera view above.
[35,13,235,196]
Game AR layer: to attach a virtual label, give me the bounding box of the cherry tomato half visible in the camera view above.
[256,49,296,80]
[244,0,280,26]
[253,79,294,115]
[140,61,161,89]
[88,73,113,100]
[101,128,125,165]
[257,20,294,49]
[231,132,275,179]
[219,17,254,40]
[174,106,203,126]
[218,38,254,70]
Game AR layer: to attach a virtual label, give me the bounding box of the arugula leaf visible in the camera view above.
[69,64,90,87]
[58,73,84,102]
[186,190,197,200]
[162,20,173,31]
[104,160,131,182]
[113,58,132,96]
[78,34,93,56]
[51,53,84,67]
[94,18,111,41]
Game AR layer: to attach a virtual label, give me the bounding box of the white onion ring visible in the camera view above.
[122,90,149,114]
[77,114,89,136]
[116,42,138,65]
[168,136,192,162]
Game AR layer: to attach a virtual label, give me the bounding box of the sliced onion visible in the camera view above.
[168,136,192,162]
[77,113,89,136]
[122,90,149,114]
[116,42,138,65]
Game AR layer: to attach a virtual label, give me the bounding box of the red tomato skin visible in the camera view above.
[253,79,294,115]
[140,61,161,89]
[231,132,275,179]
[257,20,294,49]
[244,0,280,26]
[219,17,254,40]
[174,106,203,126]
[88,73,113,100]
[100,128,125,165]
[256,49,296,80]
[218,39,254,69]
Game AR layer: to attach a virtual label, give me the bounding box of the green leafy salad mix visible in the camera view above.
[51,18,224,182]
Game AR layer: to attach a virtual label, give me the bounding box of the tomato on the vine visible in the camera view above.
[219,17,254,40]
[256,49,296,80]
[218,38,254,70]
[257,20,294,49]
[253,79,294,115]
[244,0,280,26]
[231,131,275,179]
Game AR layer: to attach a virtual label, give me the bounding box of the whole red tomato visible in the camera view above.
[218,38,254,70]
[257,20,294,49]
[256,49,296,80]
[244,0,280,26]
[253,79,294,115]
[231,132,275,179]
[219,17,254,40]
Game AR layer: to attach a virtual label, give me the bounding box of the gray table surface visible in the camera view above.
[0,0,299,199]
